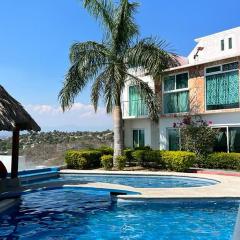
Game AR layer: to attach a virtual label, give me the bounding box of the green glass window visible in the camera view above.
[176,73,188,89]
[133,129,145,148]
[229,127,240,152]
[213,128,228,152]
[129,86,147,116]
[164,76,175,91]
[164,91,189,114]
[222,62,238,71]
[163,72,189,114]
[229,38,232,49]
[221,39,224,51]
[206,70,239,110]
[168,128,180,151]
[206,66,221,74]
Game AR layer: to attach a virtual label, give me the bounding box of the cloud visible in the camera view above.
[25,103,112,131]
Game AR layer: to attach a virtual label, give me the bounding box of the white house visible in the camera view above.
[122,26,240,153]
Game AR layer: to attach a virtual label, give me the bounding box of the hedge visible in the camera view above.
[161,151,196,172]
[65,150,102,169]
[97,146,114,155]
[65,148,196,172]
[201,152,240,170]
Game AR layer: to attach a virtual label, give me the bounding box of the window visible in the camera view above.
[168,128,180,150]
[221,39,224,51]
[129,85,148,116]
[213,126,240,153]
[133,129,145,148]
[229,38,232,49]
[163,73,189,114]
[206,62,239,110]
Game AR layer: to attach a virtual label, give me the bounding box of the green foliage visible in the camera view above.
[144,150,162,168]
[124,148,133,161]
[177,116,217,157]
[65,150,101,169]
[132,149,162,168]
[101,155,113,170]
[202,153,240,170]
[97,145,114,155]
[161,151,196,172]
[65,148,196,172]
[132,150,146,166]
[134,146,151,150]
[116,155,126,170]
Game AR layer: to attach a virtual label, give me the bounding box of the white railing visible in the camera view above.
[122,100,148,118]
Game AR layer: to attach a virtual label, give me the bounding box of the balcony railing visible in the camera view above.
[122,100,148,118]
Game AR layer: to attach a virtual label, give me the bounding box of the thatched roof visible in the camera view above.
[0,85,41,131]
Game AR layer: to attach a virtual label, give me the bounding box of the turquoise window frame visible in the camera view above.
[133,129,145,148]
[163,72,189,114]
[129,85,148,117]
[167,128,181,151]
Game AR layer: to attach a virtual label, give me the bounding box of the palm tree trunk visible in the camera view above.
[113,105,124,166]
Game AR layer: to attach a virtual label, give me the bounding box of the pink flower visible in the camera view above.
[208,121,213,125]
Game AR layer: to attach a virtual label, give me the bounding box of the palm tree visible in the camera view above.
[59,0,179,164]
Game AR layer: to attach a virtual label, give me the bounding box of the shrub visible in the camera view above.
[124,148,135,166]
[101,155,113,170]
[132,150,162,168]
[134,146,151,151]
[97,145,114,155]
[144,150,163,168]
[65,150,101,169]
[116,156,126,170]
[161,151,196,172]
[132,150,146,166]
[175,116,217,157]
[203,152,240,170]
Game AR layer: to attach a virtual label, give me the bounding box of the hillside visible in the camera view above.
[0,130,113,167]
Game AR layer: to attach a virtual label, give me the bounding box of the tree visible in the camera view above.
[174,116,217,157]
[59,0,178,164]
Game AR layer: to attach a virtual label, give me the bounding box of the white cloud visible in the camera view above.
[25,103,112,131]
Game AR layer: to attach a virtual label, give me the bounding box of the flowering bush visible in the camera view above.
[174,116,217,157]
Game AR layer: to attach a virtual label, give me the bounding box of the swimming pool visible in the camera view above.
[60,174,218,188]
[0,188,238,240]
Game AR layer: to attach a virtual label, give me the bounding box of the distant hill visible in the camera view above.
[0,130,113,167]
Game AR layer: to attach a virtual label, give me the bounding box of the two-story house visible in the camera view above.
[122,27,240,153]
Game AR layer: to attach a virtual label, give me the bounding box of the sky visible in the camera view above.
[0,0,239,132]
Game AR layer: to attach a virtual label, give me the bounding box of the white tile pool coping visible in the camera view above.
[60,169,240,200]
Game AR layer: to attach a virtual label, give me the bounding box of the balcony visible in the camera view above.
[122,100,148,118]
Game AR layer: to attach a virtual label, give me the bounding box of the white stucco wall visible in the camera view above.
[124,119,152,148]
[124,118,159,149]
[188,27,240,64]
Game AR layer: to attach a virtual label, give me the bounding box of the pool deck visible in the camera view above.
[60,169,240,200]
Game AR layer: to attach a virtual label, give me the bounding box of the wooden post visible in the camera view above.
[11,127,20,179]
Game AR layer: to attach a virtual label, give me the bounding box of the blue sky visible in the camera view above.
[0,0,239,131]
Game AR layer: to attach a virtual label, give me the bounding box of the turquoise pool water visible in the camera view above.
[61,174,218,188]
[0,188,238,240]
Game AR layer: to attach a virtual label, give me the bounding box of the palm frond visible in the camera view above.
[83,0,115,33]
[112,0,139,52]
[59,52,105,111]
[70,41,109,65]
[127,37,180,78]
[91,68,109,111]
